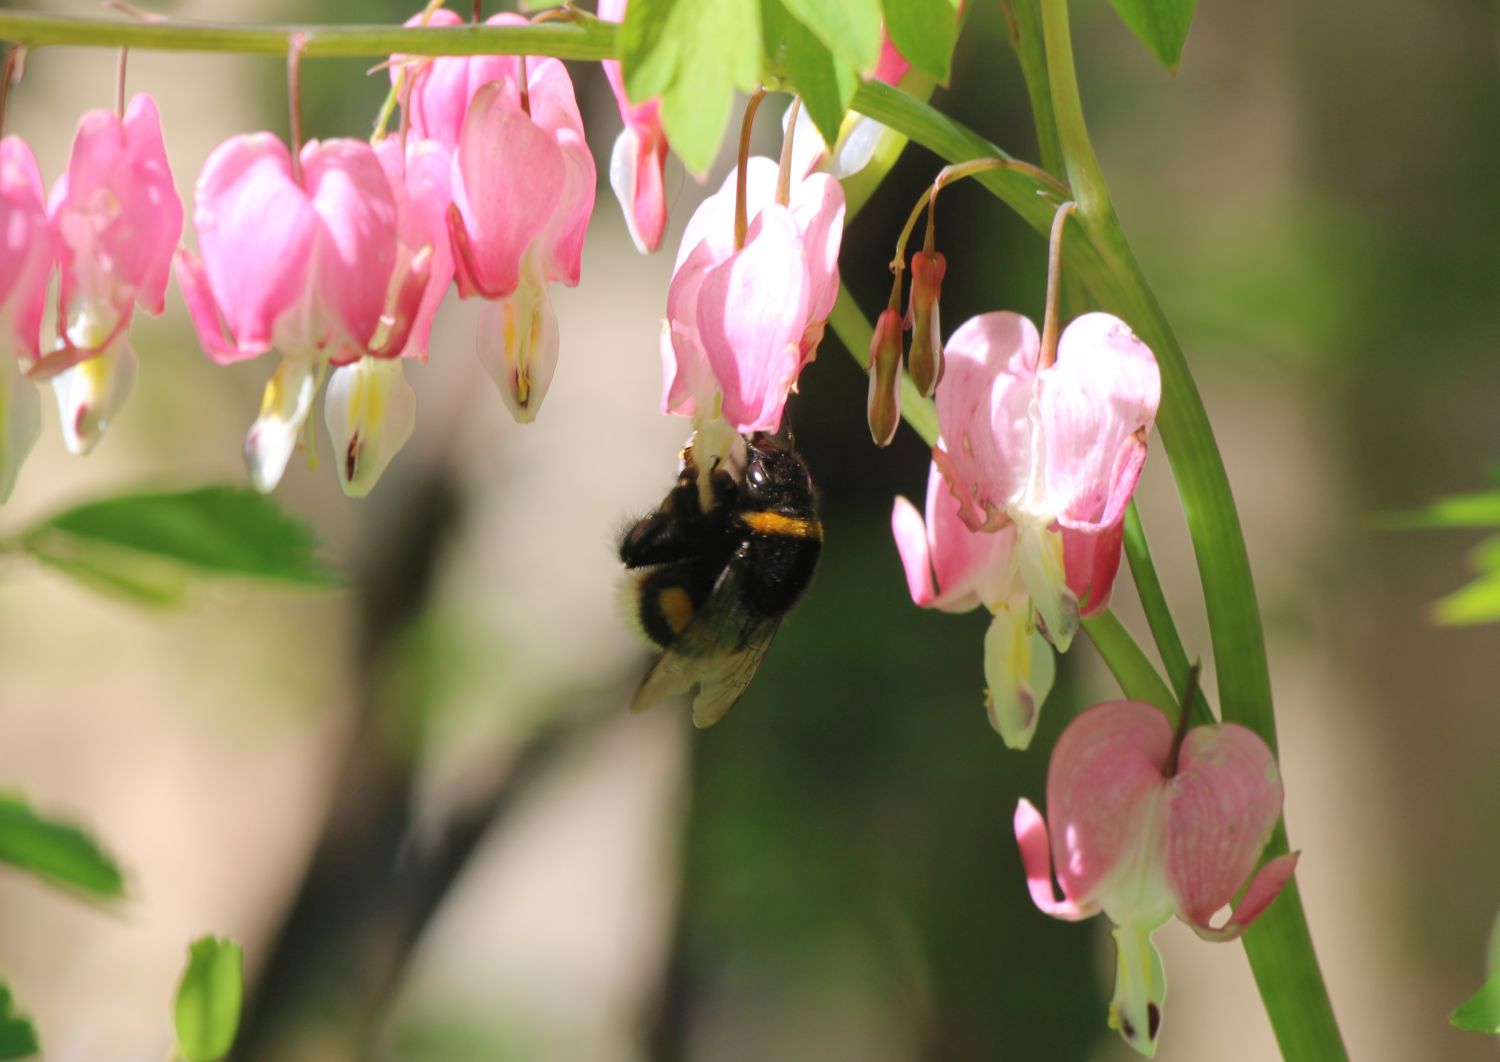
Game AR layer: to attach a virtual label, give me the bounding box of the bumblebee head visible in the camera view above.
[744,432,816,511]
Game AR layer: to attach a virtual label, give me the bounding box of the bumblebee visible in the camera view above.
[618,432,822,727]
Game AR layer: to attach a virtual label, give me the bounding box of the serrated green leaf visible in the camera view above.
[621,0,761,175]
[762,0,859,147]
[1107,0,1196,72]
[25,486,339,586]
[1452,969,1500,1034]
[0,795,124,898]
[780,0,881,70]
[881,0,960,82]
[174,936,244,1062]
[0,984,38,1060]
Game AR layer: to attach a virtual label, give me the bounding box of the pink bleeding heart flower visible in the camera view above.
[934,310,1159,653]
[423,17,593,422]
[662,157,844,457]
[319,135,452,497]
[0,136,49,500]
[892,459,1055,748]
[598,0,669,254]
[42,94,182,455]
[1015,700,1298,1056]
[176,133,397,492]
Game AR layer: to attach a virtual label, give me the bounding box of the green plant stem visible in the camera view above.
[1120,503,1196,703]
[1035,0,1342,1055]
[1080,610,1179,721]
[0,11,616,60]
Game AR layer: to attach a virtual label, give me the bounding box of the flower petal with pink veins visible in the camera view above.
[450,82,565,300]
[1062,519,1124,618]
[1040,312,1161,532]
[695,209,810,434]
[1165,722,1289,933]
[394,9,519,150]
[891,460,1018,613]
[371,137,453,361]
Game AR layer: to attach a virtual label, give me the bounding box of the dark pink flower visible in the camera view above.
[1015,700,1297,1055]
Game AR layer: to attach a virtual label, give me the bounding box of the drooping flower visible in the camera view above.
[0,136,49,501]
[1015,700,1298,1056]
[934,310,1159,652]
[42,94,182,454]
[319,135,453,497]
[598,0,669,254]
[401,11,595,422]
[892,460,1055,748]
[662,156,844,455]
[176,134,397,491]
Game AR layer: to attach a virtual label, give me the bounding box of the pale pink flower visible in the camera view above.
[934,310,1159,652]
[176,134,397,491]
[43,94,181,454]
[0,136,49,499]
[1015,700,1298,1056]
[662,157,844,443]
[404,19,594,422]
[598,0,669,254]
[892,461,1053,748]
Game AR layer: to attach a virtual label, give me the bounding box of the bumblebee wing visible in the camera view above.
[629,559,779,728]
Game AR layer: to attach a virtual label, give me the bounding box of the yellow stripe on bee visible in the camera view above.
[657,585,696,634]
[739,510,823,539]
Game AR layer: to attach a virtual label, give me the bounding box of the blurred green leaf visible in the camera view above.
[621,0,761,175]
[1382,490,1500,530]
[0,984,38,1060]
[762,0,859,146]
[780,0,880,70]
[1432,571,1500,626]
[0,795,124,898]
[1451,969,1500,1034]
[22,486,339,588]
[25,537,188,607]
[881,0,959,82]
[174,936,244,1062]
[1106,0,1195,72]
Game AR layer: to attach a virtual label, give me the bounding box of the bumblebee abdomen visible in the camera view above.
[633,561,718,648]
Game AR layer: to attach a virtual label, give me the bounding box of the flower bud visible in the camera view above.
[867,307,904,447]
[906,249,946,397]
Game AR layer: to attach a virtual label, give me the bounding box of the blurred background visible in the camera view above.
[1,0,1497,1058]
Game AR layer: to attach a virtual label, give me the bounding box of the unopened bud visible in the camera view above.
[906,250,946,397]
[867,307,903,447]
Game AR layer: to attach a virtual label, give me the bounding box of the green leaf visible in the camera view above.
[881,0,960,82]
[1106,0,1196,73]
[762,0,859,146]
[1451,969,1500,1034]
[0,794,124,898]
[779,0,881,70]
[0,985,39,1060]
[1432,571,1500,626]
[24,486,339,586]
[621,0,761,175]
[174,936,244,1062]
[1380,490,1500,530]
[25,537,188,607]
